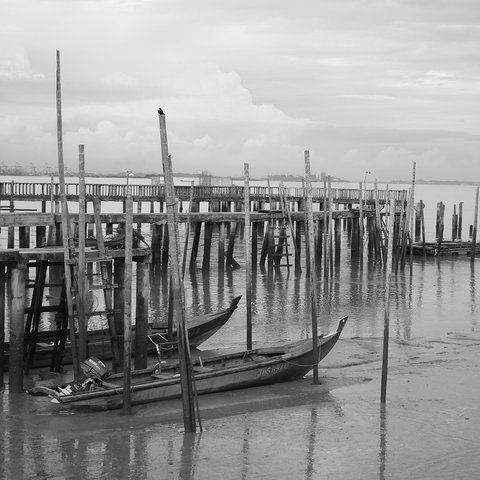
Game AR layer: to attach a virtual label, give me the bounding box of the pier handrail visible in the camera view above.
[0,181,408,204]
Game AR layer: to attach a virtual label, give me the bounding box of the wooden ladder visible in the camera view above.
[270,185,294,272]
[22,199,123,373]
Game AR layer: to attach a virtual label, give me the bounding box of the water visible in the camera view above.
[2,176,480,478]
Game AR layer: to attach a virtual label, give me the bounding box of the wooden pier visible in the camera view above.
[0,179,411,388]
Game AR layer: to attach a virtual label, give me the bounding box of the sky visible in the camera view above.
[1,0,480,182]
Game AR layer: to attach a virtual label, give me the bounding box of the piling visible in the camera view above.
[158,108,197,432]
[244,163,252,350]
[380,193,396,404]
[381,191,395,404]
[9,262,26,393]
[122,189,133,414]
[0,265,5,389]
[56,50,80,378]
[134,257,150,370]
[304,150,319,384]
[472,187,479,263]
[77,144,87,361]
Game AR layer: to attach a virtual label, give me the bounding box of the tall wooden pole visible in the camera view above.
[123,188,133,414]
[56,50,80,377]
[0,265,5,389]
[409,161,416,272]
[244,163,252,350]
[304,151,319,384]
[381,191,395,403]
[77,144,87,361]
[158,108,197,432]
[471,186,479,263]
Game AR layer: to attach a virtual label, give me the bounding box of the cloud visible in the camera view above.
[1,0,480,181]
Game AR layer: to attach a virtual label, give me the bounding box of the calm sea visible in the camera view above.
[1,174,478,343]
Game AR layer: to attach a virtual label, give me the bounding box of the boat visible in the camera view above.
[29,316,348,410]
[4,295,242,370]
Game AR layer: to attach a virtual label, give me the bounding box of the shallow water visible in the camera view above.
[3,251,480,479]
[2,177,480,478]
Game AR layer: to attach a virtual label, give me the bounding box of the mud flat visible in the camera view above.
[2,331,480,479]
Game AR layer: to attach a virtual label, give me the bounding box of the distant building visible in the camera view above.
[151,170,233,186]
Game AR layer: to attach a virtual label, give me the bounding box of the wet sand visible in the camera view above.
[2,329,480,479]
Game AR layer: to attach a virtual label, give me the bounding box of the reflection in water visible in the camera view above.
[379,405,387,480]
[179,432,201,480]
[305,408,318,480]
[241,425,250,480]
[471,263,477,326]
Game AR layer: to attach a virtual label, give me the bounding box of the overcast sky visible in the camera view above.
[1,0,480,181]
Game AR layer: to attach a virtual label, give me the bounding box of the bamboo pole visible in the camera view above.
[56,50,80,377]
[328,177,334,277]
[381,191,395,403]
[123,188,133,414]
[359,181,364,263]
[244,163,252,350]
[158,108,197,432]
[0,265,4,389]
[323,177,328,279]
[471,186,479,263]
[304,151,319,384]
[77,145,87,361]
[409,161,416,270]
[420,200,426,256]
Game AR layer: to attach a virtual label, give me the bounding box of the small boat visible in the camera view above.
[4,295,242,370]
[29,316,347,410]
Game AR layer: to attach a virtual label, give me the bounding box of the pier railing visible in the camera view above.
[0,182,407,205]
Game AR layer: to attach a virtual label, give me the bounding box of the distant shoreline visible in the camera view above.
[0,172,478,186]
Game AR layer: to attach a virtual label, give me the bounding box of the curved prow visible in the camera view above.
[229,295,243,312]
[336,316,348,335]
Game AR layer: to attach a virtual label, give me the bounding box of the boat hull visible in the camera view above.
[4,295,242,371]
[37,316,348,410]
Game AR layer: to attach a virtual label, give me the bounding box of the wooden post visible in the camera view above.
[0,265,5,389]
[437,202,445,251]
[123,189,133,414]
[202,222,213,272]
[182,181,195,278]
[471,187,479,263]
[158,108,197,432]
[458,202,463,240]
[189,223,201,272]
[151,223,163,272]
[409,161,416,269]
[414,202,421,242]
[323,177,328,278]
[252,221,258,273]
[114,257,125,363]
[77,144,87,361]
[420,200,426,256]
[226,223,240,269]
[452,204,458,241]
[359,181,364,264]
[134,257,150,370]
[8,184,14,248]
[304,151,320,384]
[381,191,395,403]
[9,262,26,393]
[56,50,80,377]
[244,163,252,350]
[218,222,226,274]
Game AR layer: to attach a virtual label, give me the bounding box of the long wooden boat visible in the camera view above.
[4,295,242,370]
[29,316,347,410]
